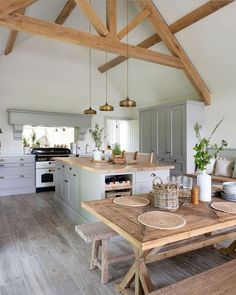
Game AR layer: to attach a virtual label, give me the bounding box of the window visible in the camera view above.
[22,126,74,148]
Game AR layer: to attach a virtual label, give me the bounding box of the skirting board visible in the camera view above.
[0,187,36,196]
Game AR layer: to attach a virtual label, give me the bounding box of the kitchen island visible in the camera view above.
[55,157,174,223]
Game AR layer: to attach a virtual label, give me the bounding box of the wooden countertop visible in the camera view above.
[55,157,175,174]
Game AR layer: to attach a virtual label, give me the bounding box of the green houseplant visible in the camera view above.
[89,123,107,161]
[112,143,125,164]
[193,118,227,202]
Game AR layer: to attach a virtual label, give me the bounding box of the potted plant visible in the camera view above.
[89,123,107,161]
[193,118,227,201]
[112,143,125,164]
[22,137,31,154]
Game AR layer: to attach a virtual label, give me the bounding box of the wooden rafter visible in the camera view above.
[55,0,76,25]
[117,8,150,40]
[0,13,184,69]
[106,0,117,37]
[138,0,211,105]
[4,7,26,56]
[98,0,233,74]
[74,0,109,37]
[0,0,37,18]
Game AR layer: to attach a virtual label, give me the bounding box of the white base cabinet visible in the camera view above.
[0,155,35,196]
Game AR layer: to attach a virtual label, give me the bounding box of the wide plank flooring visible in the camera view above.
[0,192,234,295]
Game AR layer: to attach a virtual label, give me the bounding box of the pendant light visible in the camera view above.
[99,52,114,112]
[119,0,136,108]
[84,2,97,115]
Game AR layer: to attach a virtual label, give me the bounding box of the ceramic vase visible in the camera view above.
[93,149,102,161]
[197,170,211,202]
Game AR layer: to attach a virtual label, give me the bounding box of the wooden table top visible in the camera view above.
[82,196,236,251]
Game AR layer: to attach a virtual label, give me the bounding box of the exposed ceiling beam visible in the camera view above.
[74,0,109,37]
[55,0,76,25]
[0,13,184,69]
[0,0,37,18]
[98,0,233,73]
[106,0,117,37]
[117,8,150,40]
[138,0,211,105]
[4,7,26,55]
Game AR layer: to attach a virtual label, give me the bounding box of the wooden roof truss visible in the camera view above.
[0,0,233,105]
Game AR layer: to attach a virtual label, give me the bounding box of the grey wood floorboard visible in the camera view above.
[0,192,234,295]
[20,255,55,295]
[0,234,23,285]
[0,280,28,295]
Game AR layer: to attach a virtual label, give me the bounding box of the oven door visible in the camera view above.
[36,168,55,188]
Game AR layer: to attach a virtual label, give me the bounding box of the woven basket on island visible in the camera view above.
[112,155,126,165]
[152,177,179,211]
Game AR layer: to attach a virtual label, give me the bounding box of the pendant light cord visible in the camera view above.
[106,51,108,104]
[89,0,92,107]
[126,0,129,99]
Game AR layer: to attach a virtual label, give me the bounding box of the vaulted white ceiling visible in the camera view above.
[0,0,235,108]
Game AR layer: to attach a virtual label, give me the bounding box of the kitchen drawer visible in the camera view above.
[0,156,35,164]
[0,174,34,189]
[61,163,77,175]
[0,163,34,169]
[135,170,159,183]
[0,166,34,176]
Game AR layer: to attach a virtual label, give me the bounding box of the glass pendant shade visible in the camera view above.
[119,97,136,107]
[84,106,97,115]
[99,102,114,112]
[99,52,114,112]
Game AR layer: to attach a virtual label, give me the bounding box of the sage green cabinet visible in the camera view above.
[139,101,205,174]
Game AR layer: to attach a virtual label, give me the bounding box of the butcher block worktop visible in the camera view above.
[56,157,175,174]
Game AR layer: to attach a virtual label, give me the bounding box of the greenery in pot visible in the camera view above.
[193,118,227,171]
[112,143,122,157]
[89,123,107,150]
[22,137,30,147]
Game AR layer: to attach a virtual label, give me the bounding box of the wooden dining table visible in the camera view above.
[81,196,236,295]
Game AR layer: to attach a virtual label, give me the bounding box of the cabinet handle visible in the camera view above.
[151,173,156,177]
[62,165,65,168]
[20,163,24,167]
[64,179,68,183]
[0,164,4,167]
[20,175,24,178]
[69,167,72,170]
[73,174,76,177]
[0,176,4,179]
[20,158,24,161]
[0,159,4,162]
[49,169,55,172]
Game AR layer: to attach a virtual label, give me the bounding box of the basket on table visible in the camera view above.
[152,177,179,211]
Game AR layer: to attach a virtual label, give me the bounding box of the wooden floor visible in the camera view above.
[0,192,234,295]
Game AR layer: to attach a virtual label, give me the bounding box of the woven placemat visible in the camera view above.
[211,201,236,214]
[113,196,149,207]
[138,211,186,230]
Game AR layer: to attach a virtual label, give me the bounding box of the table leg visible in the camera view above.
[219,239,236,257]
[116,247,154,295]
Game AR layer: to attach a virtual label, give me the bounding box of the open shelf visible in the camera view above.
[105,183,132,192]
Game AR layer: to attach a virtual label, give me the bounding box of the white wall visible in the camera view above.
[0,36,135,155]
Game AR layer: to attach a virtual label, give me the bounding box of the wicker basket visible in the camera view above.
[152,177,179,211]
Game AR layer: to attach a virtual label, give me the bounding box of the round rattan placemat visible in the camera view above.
[138,211,186,230]
[113,196,149,207]
[211,201,236,214]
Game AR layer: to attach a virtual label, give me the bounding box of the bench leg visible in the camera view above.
[90,240,101,270]
[101,239,109,284]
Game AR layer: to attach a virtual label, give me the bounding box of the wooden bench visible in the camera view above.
[186,173,236,183]
[75,222,133,283]
[150,259,236,295]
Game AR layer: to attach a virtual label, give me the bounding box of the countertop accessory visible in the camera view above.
[113,196,149,207]
[153,177,179,211]
[138,211,186,230]
[211,201,236,214]
[191,185,199,204]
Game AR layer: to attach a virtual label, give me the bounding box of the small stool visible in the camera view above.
[75,222,118,283]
